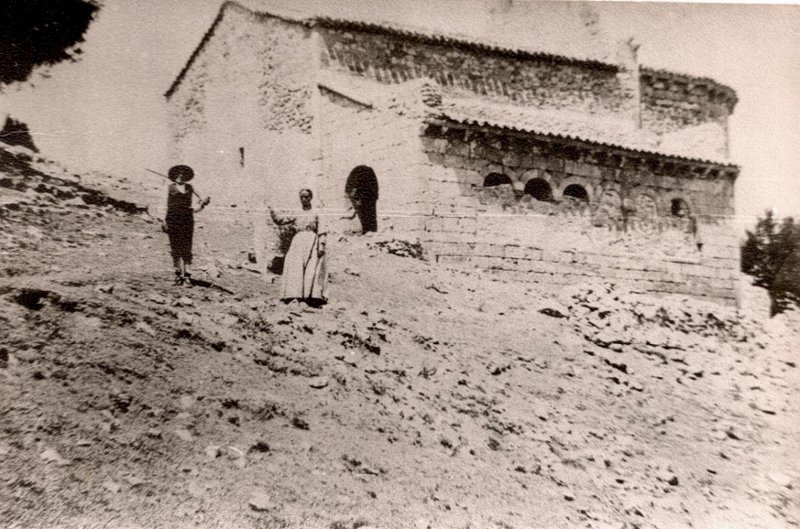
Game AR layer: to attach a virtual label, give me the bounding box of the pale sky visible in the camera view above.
[2,0,799,225]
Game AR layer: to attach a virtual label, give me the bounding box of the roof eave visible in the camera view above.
[425,116,739,170]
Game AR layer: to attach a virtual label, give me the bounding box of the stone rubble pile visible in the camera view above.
[554,282,771,353]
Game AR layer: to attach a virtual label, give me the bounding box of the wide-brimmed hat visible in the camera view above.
[168,165,194,182]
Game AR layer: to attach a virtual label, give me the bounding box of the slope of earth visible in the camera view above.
[1,145,798,529]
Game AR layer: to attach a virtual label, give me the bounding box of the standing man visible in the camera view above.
[163,165,209,285]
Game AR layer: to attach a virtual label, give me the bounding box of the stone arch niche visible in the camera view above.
[483,172,513,187]
[630,193,659,234]
[556,176,593,203]
[592,187,623,229]
[563,184,590,202]
[662,195,696,233]
[524,178,553,201]
[659,195,699,256]
[670,197,691,217]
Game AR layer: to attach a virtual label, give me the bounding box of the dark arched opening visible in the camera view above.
[345,165,380,234]
[524,178,553,201]
[563,184,589,202]
[483,172,512,187]
[670,198,690,217]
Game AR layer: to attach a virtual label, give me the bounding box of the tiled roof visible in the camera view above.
[166,0,618,98]
[432,98,736,167]
[310,17,618,71]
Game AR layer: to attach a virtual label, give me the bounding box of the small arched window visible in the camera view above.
[563,184,589,202]
[670,198,690,217]
[524,178,553,201]
[483,172,512,187]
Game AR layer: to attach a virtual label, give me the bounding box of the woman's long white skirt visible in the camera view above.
[280,231,327,303]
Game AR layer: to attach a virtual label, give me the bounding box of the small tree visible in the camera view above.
[741,210,800,315]
[0,0,100,87]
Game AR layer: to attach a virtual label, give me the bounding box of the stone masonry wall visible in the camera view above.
[640,69,735,137]
[317,26,734,153]
[167,4,318,210]
[316,87,431,234]
[418,124,740,305]
[318,27,632,122]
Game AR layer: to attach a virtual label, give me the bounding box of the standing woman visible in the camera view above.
[269,189,327,306]
[164,165,209,285]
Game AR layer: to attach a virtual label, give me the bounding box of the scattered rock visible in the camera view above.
[539,303,569,318]
[134,321,156,336]
[147,428,162,438]
[224,445,247,468]
[124,475,144,488]
[249,441,271,454]
[40,448,70,466]
[725,428,741,441]
[768,472,795,489]
[205,445,221,459]
[218,313,239,326]
[308,376,329,389]
[179,395,195,410]
[148,294,167,305]
[373,239,423,259]
[95,284,115,294]
[248,491,272,511]
[187,481,205,496]
[177,312,196,326]
[75,439,92,447]
[292,417,309,430]
[103,480,121,494]
[174,429,194,442]
[174,296,195,308]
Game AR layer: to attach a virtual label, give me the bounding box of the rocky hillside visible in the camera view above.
[1,145,798,529]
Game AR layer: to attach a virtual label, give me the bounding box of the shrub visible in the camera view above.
[741,210,800,315]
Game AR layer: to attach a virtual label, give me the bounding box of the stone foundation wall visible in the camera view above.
[421,123,737,217]
[417,123,740,305]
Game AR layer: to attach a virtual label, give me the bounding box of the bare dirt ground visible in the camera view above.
[1,145,799,529]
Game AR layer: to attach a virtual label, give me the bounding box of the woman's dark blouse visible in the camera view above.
[167,184,193,218]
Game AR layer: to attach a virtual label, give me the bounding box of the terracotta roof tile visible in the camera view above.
[433,98,736,167]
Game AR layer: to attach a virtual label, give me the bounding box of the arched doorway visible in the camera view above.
[345,165,379,233]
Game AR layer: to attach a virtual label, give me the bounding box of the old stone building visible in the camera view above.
[166,1,741,305]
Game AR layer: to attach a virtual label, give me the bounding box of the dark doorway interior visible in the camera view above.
[563,184,589,202]
[345,165,379,233]
[483,172,512,187]
[524,178,553,201]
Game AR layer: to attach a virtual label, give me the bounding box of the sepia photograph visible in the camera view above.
[1,0,799,527]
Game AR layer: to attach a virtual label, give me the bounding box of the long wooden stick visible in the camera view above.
[145,168,207,203]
